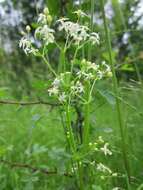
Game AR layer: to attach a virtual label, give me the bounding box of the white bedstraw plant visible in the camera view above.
[19,7,115,189]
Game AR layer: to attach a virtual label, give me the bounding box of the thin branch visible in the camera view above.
[0,100,61,106]
[0,159,72,178]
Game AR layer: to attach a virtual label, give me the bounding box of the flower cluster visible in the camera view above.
[19,7,54,55]
[97,163,112,174]
[71,81,84,94]
[57,18,100,45]
[100,143,112,156]
[48,72,85,103]
[88,136,112,156]
[19,8,101,56]
[47,58,112,104]
[37,8,52,25]
[87,137,117,181]
[35,8,55,46]
[77,59,112,81]
[19,36,38,55]
[88,137,118,182]
[35,25,55,45]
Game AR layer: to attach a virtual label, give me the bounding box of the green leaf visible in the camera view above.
[97,89,116,106]
[102,51,117,63]
[137,184,143,190]
[120,63,135,71]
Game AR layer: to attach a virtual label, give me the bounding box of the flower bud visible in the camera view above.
[101,176,105,180]
[20,31,26,36]
[112,173,118,177]
[107,71,113,77]
[81,59,86,65]
[44,7,49,15]
[26,25,31,32]
[47,15,52,24]
[88,142,93,146]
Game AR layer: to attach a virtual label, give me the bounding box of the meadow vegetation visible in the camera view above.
[0,0,143,189]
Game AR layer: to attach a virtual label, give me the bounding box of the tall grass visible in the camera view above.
[111,0,142,83]
[100,0,131,187]
[83,0,95,145]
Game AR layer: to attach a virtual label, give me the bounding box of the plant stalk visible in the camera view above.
[83,82,90,146]
[112,0,142,83]
[100,0,131,184]
[65,105,84,190]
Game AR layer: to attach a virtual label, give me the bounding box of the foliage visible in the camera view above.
[0,0,143,190]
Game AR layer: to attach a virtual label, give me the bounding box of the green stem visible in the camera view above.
[71,46,79,73]
[100,0,131,185]
[83,82,90,145]
[65,105,76,153]
[83,0,94,146]
[59,49,66,73]
[41,55,57,76]
[65,105,84,190]
[88,0,94,60]
[77,162,84,190]
[79,0,85,59]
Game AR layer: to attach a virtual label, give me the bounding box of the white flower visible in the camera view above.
[76,81,84,93]
[19,37,38,55]
[73,25,89,44]
[89,63,100,71]
[90,161,95,166]
[57,18,89,44]
[112,173,118,177]
[52,78,61,87]
[58,92,67,103]
[76,71,85,78]
[48,87,59,96]
[97,70,103,79]
[112,187,120,190]
[97,163,112,174]
[89,32,100,45]
[71,81,84,94]
[71,166,77,173]
[102,61,111,73]
[76,71,93,80]
[35,25,55,45]
[100,143,112,156]
[98,136,104,143]
[57,17,69,31]
[37,13,47,25]
[81,59,100,72]
[84,72,94,80]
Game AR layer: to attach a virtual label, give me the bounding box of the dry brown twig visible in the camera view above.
[0,100,61,106]
[0,159,72,177]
